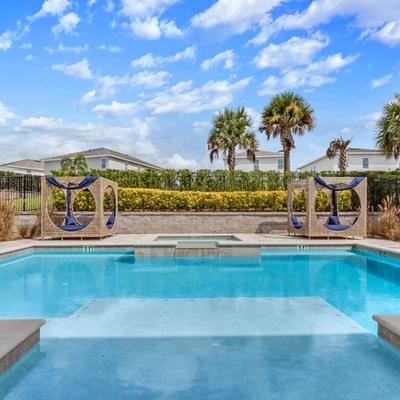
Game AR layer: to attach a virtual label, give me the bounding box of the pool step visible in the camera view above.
[174,241,220,257]
[373,314,400,350]
[0,319,45,373]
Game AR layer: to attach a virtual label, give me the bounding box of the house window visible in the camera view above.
[124,162,128,170]
[277,158,284,170]
[362,157,369,169]
[101,158,107,169]
[254,159,260,171]
[26,169,32,174]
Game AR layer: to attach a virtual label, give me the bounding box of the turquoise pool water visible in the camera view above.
[1,247,400,332]
[2,247,400,400]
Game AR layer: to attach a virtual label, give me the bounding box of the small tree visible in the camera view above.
[326,137,351,172]
[260,92,315,173]
[208,107,258,171]
[376,93,400,158]
[60,155,88,175]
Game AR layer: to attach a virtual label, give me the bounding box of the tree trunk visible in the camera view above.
[227,147,236,171]
[284,148,291,173]
[339,149,347,172]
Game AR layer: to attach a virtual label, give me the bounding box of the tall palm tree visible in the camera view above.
[60,155,88,175]
[376,93,400,158]
[208,107,258,171]
[259,92,315,173]
[326,137,351,172]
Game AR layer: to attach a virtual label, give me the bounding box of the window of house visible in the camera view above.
[26,169,32,174]
[101,158,107,169]
[124,162,128,170]
[277,158,284,170]
[254,159,260,171]
[362,157,369,169]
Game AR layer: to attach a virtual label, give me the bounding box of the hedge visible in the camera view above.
[49,188,356,212]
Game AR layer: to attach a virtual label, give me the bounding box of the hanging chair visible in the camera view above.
[314,176,365,231]
[46,176,98,231]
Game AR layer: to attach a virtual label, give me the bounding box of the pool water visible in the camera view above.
[2,247,400,399]
[1,247,400,332]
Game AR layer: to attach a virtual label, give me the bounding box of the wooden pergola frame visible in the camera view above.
[287,176,367,239]
[41,176,118,239]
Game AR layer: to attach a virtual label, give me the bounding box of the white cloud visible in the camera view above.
[370,74,393,89]
[131,71,170,88]
[372,20,400,45]
[52,12,80,36]
[92,101,138,117]
[201,50,235,71]
[88,0,97,6]
[192,120,210,132]
[254,33,329,69]
[164,153,199,169]
[80,74,130,104]
[0,102,16,126]
[0,31,13,51]
[120,0,182,40]
[363,111,381,129]
[52,58,94,80]
[46,43,88,54]
[25,54,34,61]
[97,44,122,53]
[340,127,352,134]
[129,17,182,40]
[31,0,71,20]
[251,0,400,45]
[191,0,282,34]
[131,46,196,69]
[258,53,358,95]
[12,115,160,160]
[147,77,251,114]
[19,43,32,49]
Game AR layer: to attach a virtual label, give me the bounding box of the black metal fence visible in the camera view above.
[0,174,41,212]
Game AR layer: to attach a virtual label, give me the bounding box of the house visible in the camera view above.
[0,159,45,176]
[42,147,162,174]
[297,148,399,172]
[226,150,284,172]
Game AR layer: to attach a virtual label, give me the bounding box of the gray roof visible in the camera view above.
[42,147,162,170]
[0,159,44,170]
[236,150,283,158]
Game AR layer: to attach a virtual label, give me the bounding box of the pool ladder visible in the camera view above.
[82,246,95,253]
[297,245,309,252]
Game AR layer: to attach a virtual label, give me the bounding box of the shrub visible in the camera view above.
[0,203,15,241]
[51,188,288,212]
[18,224,34,239]
[376,195,400,240]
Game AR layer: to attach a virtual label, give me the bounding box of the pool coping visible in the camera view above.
[0,235,400,258]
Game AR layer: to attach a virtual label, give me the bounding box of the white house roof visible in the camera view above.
[235,150,283,158]
[297,148,385,170]
[42,147,162,170]
[0,159,44,172]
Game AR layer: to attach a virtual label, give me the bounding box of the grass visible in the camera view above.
[11,195,41,212]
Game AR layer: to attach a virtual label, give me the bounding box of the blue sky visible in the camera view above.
[0,0,399,169]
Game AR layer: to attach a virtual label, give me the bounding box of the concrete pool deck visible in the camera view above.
[1,234,400,257]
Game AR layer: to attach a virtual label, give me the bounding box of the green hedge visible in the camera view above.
[49,188,359,212]
[51,168,400,195]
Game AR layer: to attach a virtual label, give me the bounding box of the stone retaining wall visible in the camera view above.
[14,211,382,235]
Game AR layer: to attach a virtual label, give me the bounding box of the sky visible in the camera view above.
[0,0,400,170]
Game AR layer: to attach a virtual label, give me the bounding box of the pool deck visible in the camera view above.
[1,234,400,257]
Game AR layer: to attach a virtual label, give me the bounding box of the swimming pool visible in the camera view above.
[1,246,400,399]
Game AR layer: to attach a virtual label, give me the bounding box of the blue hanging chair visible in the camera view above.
[46,176,98,232]
[314,176,364,231]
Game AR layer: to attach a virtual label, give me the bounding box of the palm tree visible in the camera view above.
[60,155,88,175]
[326,137,351,172]
[259,92,315,173]
[208,107,258,171]
[376,93,400,158]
